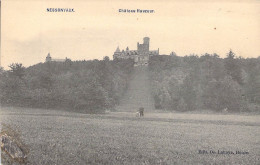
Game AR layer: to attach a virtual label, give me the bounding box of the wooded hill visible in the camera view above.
[0,50,259,113]
[149,50,260,112]
[0,58,134,113]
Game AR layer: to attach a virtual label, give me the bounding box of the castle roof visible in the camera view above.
[115,46,120,52]
[52,59,66,62]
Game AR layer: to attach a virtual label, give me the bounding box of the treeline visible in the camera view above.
[149,51,260,112]
[0,57,134,113]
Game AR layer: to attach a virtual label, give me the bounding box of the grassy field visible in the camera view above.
[1,107,260,165]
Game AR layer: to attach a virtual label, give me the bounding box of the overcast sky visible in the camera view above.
[1,0,260,68]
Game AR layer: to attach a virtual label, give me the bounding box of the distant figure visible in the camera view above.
[222,108,228,113]
[136,111,140,117]
[139,107,144,117]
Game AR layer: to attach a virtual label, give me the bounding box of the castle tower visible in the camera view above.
[113,46,121,60]
[137,37,150,55]
[143,37,150,45]
[45,53,52,62]
[115,46,120,52]
[143,37,150,53]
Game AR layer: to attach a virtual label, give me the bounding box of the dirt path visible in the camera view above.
[116,66,154,112]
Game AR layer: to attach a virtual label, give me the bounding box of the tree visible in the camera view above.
[224,50,243,84]
[203,76,244,112]
[8,63,25,79]
[103,56,110,61]
[246,70,260,104]
[179,75,197,111]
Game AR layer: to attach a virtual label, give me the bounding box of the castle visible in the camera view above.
[45,37,168,65]
[45,53,67,62]
[113,37,159,66]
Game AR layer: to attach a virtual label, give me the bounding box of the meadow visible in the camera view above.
[1,107,260,165]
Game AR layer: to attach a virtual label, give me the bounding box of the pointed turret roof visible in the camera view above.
[115,46,120,52]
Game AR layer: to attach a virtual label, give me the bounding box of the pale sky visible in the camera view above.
[1,0,260,68]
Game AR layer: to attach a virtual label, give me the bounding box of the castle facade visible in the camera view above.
[113,37,159,66]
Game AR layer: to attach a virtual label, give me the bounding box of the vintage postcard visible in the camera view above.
[1,0,260,164]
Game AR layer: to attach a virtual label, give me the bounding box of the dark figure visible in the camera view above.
[139,107,144,117]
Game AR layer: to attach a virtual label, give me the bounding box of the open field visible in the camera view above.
[1,107,260,164]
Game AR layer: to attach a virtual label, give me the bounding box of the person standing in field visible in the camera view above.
[139,107,144,117]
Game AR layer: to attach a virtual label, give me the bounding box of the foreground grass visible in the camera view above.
[1,107,260,164]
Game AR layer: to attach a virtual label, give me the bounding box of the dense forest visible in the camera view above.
[0,50,259,113]
[0,57,134,113]
[149,50,260,112]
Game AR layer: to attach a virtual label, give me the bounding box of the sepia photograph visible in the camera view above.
[0,0,260,164]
